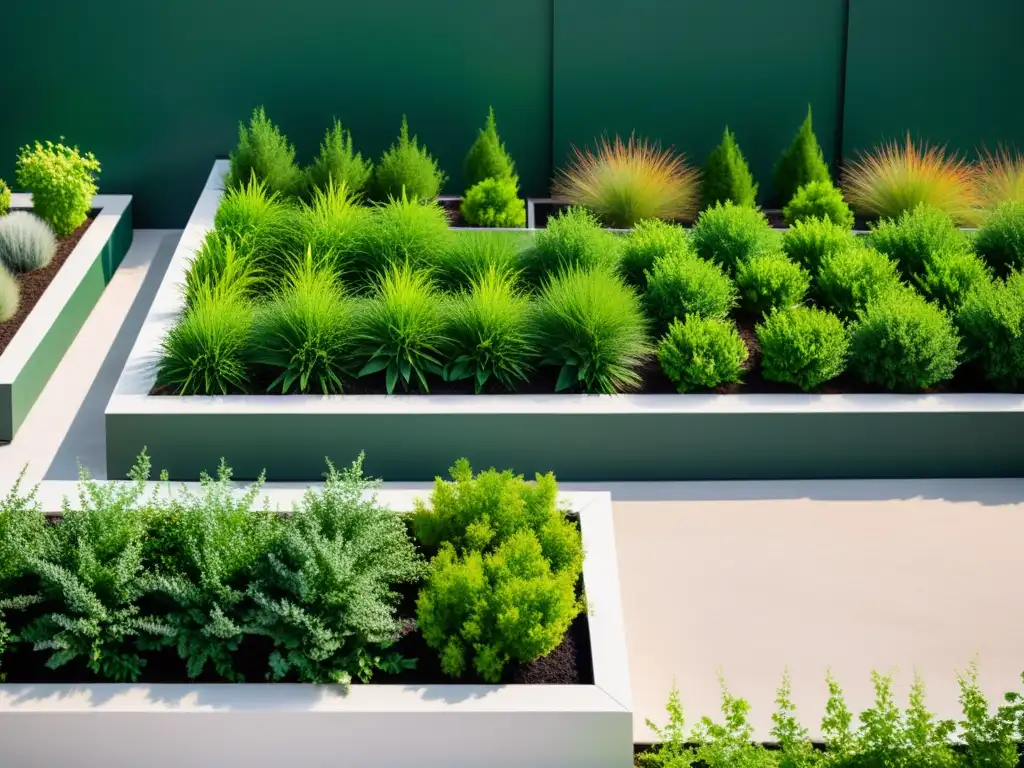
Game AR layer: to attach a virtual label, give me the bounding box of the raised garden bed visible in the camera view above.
[1,193,131,441]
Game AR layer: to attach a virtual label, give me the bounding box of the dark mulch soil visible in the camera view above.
[438,197,470,228]
[0,214,94,355]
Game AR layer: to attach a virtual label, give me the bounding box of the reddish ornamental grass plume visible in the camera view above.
[842,134,982,226]
[977,146,1024,208]
[553,135,700,229]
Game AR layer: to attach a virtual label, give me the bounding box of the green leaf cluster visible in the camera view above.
[657,315,748,393]
[15,139,100,237]
[461,176,526,228]
[756,305,848,391]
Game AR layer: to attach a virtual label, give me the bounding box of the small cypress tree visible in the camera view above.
[701,127,758,210]
[773,106,831,206]
[464,107,516,187]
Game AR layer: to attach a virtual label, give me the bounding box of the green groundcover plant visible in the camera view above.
[957,271,1024,389]
[16,139,100,237]
[868,204,971,277]
[757,305,848,391]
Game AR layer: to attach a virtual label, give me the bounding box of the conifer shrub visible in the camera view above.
[0,179,10,216]
[916,248,992,310]
[359,193,455,281]
[371,116,446,201]
[524,206,621,283]
[817,245,903,319]
[645,250,738,328]
[619,219,691,289]
[735,251,810,316]
[957,271,1024,389]
[974,200,1024,276]
[213,175,301,279]
[0,267,19,323]
[296,181,372,279]
[432,231,523,292]
[413,460,583,683]
[657,315,748,393]
[700,127,758,210]
[781,216,857,273]
[534,265,650,393]
[305,119,373,196]
[225,107,303,198]
[867,203,970,276]
[782,180,854,229]
[757,305,848,391]
[15,140,100,237]
[773,106,831,205]
[464,107,516,187]
[0,211,56,273]
[460,176,525,228]
[689,202,775,273]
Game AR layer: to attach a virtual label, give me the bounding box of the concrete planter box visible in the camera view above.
[0,487,631,768]
[1,195,132,441]
[105,164,1024,482]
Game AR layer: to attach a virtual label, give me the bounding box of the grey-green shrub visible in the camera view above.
[757,306,848,391]
[850,288,961,390]
[782,216,857,273]
[372,116,446,201]
[867,203,970,275]
[534,265,650,393]
[464,107,516,187]
[15,140,100,237]
[957,272,1024,389]
[734,251,810,316]
[689,201,775,272]
[0,266,19,323]
[700,127,758,210]
[0,211,57,273]
[524,206,621,283]
[305,119,373,197]
[297,181,372,279]
[460,176,525,228]
[0,179,10,216]
[359,193,455,281]
[619,219,691,289]
[782,180,854,229]
[974,200,1024,276]
[225,107,303,197]
[645,250,737,328]
[657,315,748,393]
[432,231,523,292]
[817,246,903,319]
[916,247,992,310]
[773,106,831,205]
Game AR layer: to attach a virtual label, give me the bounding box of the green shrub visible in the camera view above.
[461,176,525,228]
[15,139,100,237]
[184,232,262,308]
[850,288,961,390]
[757,306,848,391]
[0,267,19,323]
[225,107,303,197]
[355,262,448,393]
[250,253,359,394]
[213,175,301,278]
[773,106,831,205]
[247,454,423,685]
[305,119,373,196]
[916,248,992,310]
[372,116,446,201]
[689,202,775,272]
[296,181,372,279]
[445,267,535,393]
[432,231,523,292]
[957,272,1024,389]
[534,265,650,393]
[464,107,516,187]
[0,211,56,273]
[974,200,1024,276]
[734,251,810,316]
[619,219,690,289]
[524,206,621,283]
[645,250,737,327]
[0,473,47,675]
[701,127,758,210]
[359,193,455,281]
[157,281,254,395]
[413,460,582,682]
[657,315,748,393]
[0,179,9,216]
[817,246,903,319]
[781,216,857,273]
[782,180,854,229]
[957,661,1020,768]
[867,203,970,275]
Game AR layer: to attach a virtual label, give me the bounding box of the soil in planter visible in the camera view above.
[0,213,95,356]
[439,197,470,228]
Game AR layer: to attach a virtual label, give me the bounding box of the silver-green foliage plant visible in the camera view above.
[0,211,57,274]
[460,176,525,228]
[15,139,100,237]
[432,231,523,292]
[413,460,583,683]
[701,126,758,210]
[620,219,691,289]
[817,246,903,320]
[690,202,776,273]
[226,107,304,198]
[0,178,10,215]
[957,271,1024,389]
[645,250,738,328]
[525,206,622,284]
[867,204,970,276]
[247,454,424,685]
[915,248,992,310]
[0,266,19,323]
[464,107,516,187]
[782,216,857,273]
[297,181,372,280]
[0,472,46,677]
[974,201,1024,276]
[773,106,831,206]
[783,181,854,230]
[372,116,446,202]
[360,193,455,280]
[657,315,748,393]
[735,251,810,316]
[756,306,848,391]
[305,119,373,197]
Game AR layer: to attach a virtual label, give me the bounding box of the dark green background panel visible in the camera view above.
[842,0,1024,161]
[552,0,847,204]
[0,0,553,227]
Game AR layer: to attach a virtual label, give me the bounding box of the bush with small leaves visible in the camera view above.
[460,176,525,228]
[957,661,1020,768]
[359,193,455,281]
[757,306,848,391]
[619,219,690,289]
[372,116,446,202]
[432,231,523,292]
[701,127,758,210]
[15,140,100,237]
[534,265,650,393]
[781,216,857,273]
[296,181,372,280]
[524,206,621,283]
[305,119,372,197]
[916,248,992,310]
[645,250,738,328]
[0,211,56,274]
[0,267,19,323]
[0,472,47,673]
[464,107,516,187]
[850,288,961,391]
[957,272,1024,389]
[773,106,831,205]
[974,200,1024,276]
[225,107,303,198]
[657,315,748,393]
[689,202,775,272]
[0,179,10,215]
[817,245,903,319]
[735,251,810,316]
[213,176,301,280]
[867,203,970,276]
[782,180,854,230]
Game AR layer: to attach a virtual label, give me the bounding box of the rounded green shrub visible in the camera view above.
[782,216,857,273]
[0,179,10,216]
[689,201,775,272]
[305,119,373,197]
[225,106,303,197]
[782,180,854,229]
[916,248,992,310]
[867,203,970,275]
[657,315,748,393]
[525,206,621,283]
[645,250,737,327]
[957,272,1024,389]
[297,181,372,279]
[432,231,523,292]
[464,107,516,187]
[850,288,961,391]
[974,201,1024,276]
[701,127,758,210]
[359,193,455,280]
[0,211,57,273]
[0,265,20,323]
[214,175,301,278]
[460,176,525,228]
[619,219,691,289]
[734,251,810,316]
[757,306,848,391]
[184,232,262,308]
[534,265,650,393]
[15,139,100,237]
[817,246,903,319]
[773,106,831,205]
[372,116,446,202]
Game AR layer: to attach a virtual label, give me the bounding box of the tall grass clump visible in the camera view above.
[773,106,831,205]
[0,267,19,323]
[619,219,691,289]
[534,266,650,393]
[359,193,455,282]
[213,175,301,277]
[305,119,373,197]
[977,146,1024,208]
[781,216,857,273]
[701,127,757,210]
[524,206,621,283]
[372,116,446,202]
[974,200,1024,276]
[843,134,981,225]
[183,232,262,308]
[297,181,372,279]
[867,203,971,276]
[0,211,57,273]
[432,231,523,292]
[464,107,516,187]
[225,107,303,197]
[689,202,775,273]
[553,135,699,228]
[958,272,1024,389]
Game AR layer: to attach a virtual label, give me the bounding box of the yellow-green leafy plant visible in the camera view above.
[916,248,992,310]
[553,135,699,228]
[372,116,446,202]
[781,216,857,273]
[689,201,776,273]
[867,203,971,276]
[757,305,848,391]
[773,106,831,206]
[225,107,303,197]
[782,180,854,229]
[432,231,523,292]
[734,251,810,316]
[305,119,372,197]
[817,245,903,319]
[657,315,748,393]
[957,271,1024,389]
[184,232,262,308]
[524,205,621,283]
[0,211,56,273]
[0,179,10,215]
[619,219,691,289]
[461,176,525,228]
[645,250,738,328]
[464,106,516,187]
[15,139,100,237]
[974,200,1024,276]
[701,127,757,210]
[0,266,19,323]
[213,175,301,282]
[297,181,372,280]
[843,135,982,226]
[977,146,1024,208]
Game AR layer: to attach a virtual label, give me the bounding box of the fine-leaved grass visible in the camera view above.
[184,232,262,309]
[524,206,621,284]
[619,219,691,289]
[296,181,372,280]
[213,175,301,282]
[432,231,524,292]
[977,146,1024,209]
[359,193,455,283]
